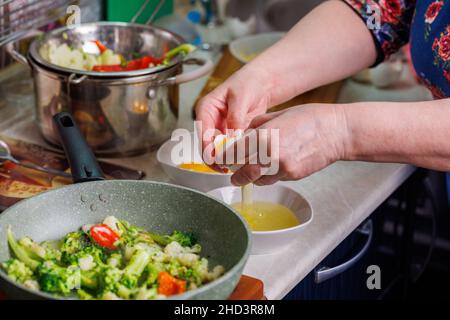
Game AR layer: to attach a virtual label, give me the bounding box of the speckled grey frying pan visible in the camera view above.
[0,112,251,300]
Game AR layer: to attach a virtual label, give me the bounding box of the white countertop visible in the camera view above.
[0,51,431,300]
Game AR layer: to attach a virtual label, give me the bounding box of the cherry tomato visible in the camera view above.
[139,56,152,68]
[92,65,124,72]
[90,224,119,250]
[124,59,142,70]
[92,55,163,72]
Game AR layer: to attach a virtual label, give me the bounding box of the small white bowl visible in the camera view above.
[229,32,285,64]
[156,133,233,192]
[208,185,313,255]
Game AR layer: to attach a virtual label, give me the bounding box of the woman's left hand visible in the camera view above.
[230,104,350,186]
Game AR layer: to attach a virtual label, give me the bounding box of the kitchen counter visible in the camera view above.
[0,51,432,299]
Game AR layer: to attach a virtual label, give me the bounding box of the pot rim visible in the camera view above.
[29,53,182,85]
[28,21,186,79]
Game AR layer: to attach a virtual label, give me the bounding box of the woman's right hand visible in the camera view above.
[195,65,274,162]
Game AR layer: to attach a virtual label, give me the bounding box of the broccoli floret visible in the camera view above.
[37,261,81,295]
[7,227,40,270]
[80,269,99,290]
[40,241,62,261]
[121,249,150,288]
[107,252,122,268]
[145,262,165,285]
[1,259,34,284]
[80,245,107,266]
[170,231,197,247]
[149,231,197,247]
[77,288,94,300]
[135,287,159,300]
[101,267,123,292]
[60,231,89,264]
[60,231,89,254]
[116,284,134,299]
[133,232,157,245]
[114,220,153,247]
[63,242,106,267]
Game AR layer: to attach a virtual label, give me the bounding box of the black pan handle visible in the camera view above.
[53,112,105,183]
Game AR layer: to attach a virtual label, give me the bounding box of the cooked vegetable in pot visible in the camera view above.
[1,216,225,300]
[40,40,196,72]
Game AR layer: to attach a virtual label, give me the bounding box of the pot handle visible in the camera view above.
[5,30,43,66]
[157,57,214,86]
[53,112,105,183]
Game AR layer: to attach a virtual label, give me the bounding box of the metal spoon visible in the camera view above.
[0,140,72,178]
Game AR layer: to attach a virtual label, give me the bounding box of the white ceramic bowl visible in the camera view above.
[208,184,313,255]
[229,32,285,64]
[156,133,233,192]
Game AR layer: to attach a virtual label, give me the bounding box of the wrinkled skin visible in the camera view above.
[230,104,348,186]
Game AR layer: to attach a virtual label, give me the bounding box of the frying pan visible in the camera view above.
[0,112,251,300]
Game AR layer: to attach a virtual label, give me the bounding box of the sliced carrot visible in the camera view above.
[94,40,108,53]
[157,271,186,296]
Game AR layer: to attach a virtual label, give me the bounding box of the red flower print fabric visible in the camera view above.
[425,1,443,24]
[343,0,449,98]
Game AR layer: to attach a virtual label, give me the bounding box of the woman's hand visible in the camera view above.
[195,65,274,161]
[230,104,350,186]
[195,0,377,163]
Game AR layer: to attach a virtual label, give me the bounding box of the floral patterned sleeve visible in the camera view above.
[343,0,417,65]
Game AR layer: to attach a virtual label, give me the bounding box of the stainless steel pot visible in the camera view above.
[6,22,213,157]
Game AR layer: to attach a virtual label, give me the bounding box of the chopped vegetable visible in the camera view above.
[149,230,197,247]
[7,227,39,271]
[1,259,33,284]
[1,216,224,300]
[93,40,107,53]
[37,261,81,295]
[157,271,186,296]
[89,224,119,250]
[41,41,195,72]
[162,43,196,65]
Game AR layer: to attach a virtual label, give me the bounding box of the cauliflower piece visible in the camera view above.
[208,265,225,281]
[164,241,185,257]
[177,253,199,267]
[102,291,122,300]
[107,253,122,268]
[124,244,135,261]
[195,258,210,282]
[78,255,95,271]
[135,287,158,300]
[103,216,122,236]
[152,251,169,263]
[23,279,40,291]
[99,49,121,65]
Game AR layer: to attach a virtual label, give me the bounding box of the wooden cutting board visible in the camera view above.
[194,46,343,116]
[229,275,265,300]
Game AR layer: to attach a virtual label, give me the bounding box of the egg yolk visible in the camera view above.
[177,163,219,174]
